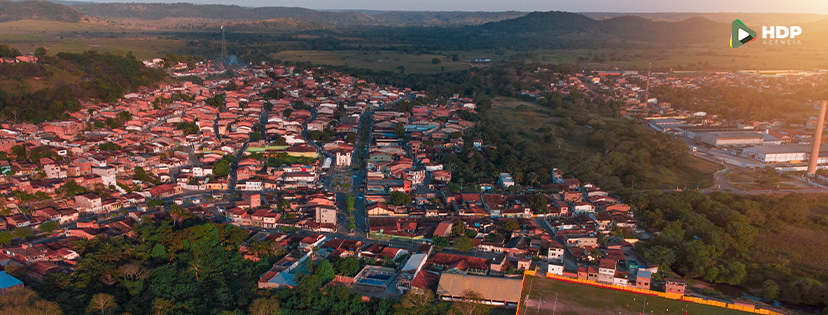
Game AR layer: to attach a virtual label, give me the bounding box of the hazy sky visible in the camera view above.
[78,0,828,13]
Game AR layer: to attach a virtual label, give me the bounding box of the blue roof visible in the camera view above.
[0,271,23,289]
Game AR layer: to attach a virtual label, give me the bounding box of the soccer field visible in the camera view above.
[520,275,750,315]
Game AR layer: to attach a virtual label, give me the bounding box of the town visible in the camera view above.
[0,57,808,315]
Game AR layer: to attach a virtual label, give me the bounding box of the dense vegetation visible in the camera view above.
[27,218,406,315]
[0,0,83,23]
[627,191,828,310]
[0,49,166,122]
[652,84,820,121]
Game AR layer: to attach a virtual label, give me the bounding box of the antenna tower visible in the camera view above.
[643,62,651,104]
[220,26,228,62]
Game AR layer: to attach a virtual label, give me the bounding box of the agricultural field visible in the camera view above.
[272,50,472,73]
[0,20,189,59]
[724,168,809,191]
[520,275,749,315]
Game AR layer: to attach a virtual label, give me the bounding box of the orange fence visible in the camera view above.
[516,270,784,315]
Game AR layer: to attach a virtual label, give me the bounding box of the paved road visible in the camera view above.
[533,217,578,271]
[352,111,373,234]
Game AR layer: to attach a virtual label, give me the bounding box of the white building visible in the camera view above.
[742,144,828,163]
[335,151,351,167]
[499,173,515,188]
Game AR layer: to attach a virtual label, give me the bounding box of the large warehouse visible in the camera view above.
[698,131,765,147]
[742,144,828,163]
[436,273,523,308]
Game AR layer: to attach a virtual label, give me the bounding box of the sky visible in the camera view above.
[75,0,828,13]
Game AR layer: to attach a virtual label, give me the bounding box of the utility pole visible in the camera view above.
[643,62,651,105]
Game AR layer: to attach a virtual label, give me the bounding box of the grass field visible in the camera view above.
[752,222,828,281]
[673,156,724,190]
[272,50,471,73]
[520,275,748,315]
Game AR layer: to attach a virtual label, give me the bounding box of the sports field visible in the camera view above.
[520,275,748,315]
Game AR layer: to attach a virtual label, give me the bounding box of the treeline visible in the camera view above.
[0,49,166,122]
[0,0,83,23]
[651,83,815,121]
[0,44,20,58]
[333,61,579,101]
[627,191,828,309]
[28,217,466,314]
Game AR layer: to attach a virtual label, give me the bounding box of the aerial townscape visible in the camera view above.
[1,1,828,315]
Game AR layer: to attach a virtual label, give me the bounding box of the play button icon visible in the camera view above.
[738,28,750,41]
[731,19,757,48]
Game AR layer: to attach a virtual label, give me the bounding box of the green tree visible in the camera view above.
[0,287,62,314]
[762,279,780,300]
[447,182,461,193]
[335,256,360,276]
[98,142,121,151]
[432,236,449,251]
[395,289,436,315]
[213,160,231,177]
[451,219,466,237]
[431,58,441,65]
[39,221,59,234]
[34,47,47,58]
[151,243,167,259]
[248,296,280,315]
[11,145,26,161]
[0,231,13,245]
[504,221,520,232]
[453,236,474,252]
[394,123,406,138]
[389,191,411,206]
[315,260,335,283]
[13,227,32,239]
[528,195,547,213]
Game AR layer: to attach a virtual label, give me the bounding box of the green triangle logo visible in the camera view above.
[731,20,757,48]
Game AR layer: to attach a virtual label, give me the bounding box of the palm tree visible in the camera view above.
[95,243,123,262]
[169,206,192,228]
[189,259,202,282]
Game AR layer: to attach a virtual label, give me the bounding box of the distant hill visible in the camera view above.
[363,11,527,26]
[69,3,526,26]
[583,12,828,25]
[371,11,726,50]
[71,3,377,25]
[0,0,83,22]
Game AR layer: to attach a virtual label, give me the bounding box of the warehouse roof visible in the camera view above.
[700,131,764,139]
[436,273,522,303]
[747,144,828,154]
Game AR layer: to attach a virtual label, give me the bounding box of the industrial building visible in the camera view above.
[698,132,765,147]
[742,144,828,163]
[436,273,523,307]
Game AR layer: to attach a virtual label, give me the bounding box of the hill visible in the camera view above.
[71,3,377,25]
[69,3,526,26]
[363,10,527,26]
[0,49,166,122]
[0,0,83,22]
[351,11,726,50]
[583,12,828,25]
